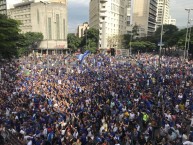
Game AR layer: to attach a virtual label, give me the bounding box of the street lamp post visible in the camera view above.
[86,27,88,50]
[187,19,193,59]
[159,0,166,68]
[40,1,50,55]
[184,8,193,60]
[54,21,57,55]
[129,32,133,56]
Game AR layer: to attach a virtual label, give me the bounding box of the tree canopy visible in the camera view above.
[67,33,81,52]
[0,14,43,59]
[67,28,99,53]
[17,32,43,56]
[0,14,21,59]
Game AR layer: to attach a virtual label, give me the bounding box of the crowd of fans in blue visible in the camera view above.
[0,53,193,145]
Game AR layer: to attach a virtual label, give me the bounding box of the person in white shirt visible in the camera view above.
[183,141,193,145]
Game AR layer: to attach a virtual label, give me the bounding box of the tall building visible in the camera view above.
[168,15,176,25]
[8,0,68,54]
[132,0,158,37]
[77,22,89,38]
[89,0,130,49]
[89,0,158,49]
[49,0,67,4]
[0,0,7,15]
[156,0,176,29]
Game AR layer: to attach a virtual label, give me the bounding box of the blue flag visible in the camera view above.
[78,50,91,63]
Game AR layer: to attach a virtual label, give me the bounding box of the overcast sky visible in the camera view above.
[7,0,193,32]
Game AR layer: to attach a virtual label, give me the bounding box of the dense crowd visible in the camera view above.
[0,53,193,145]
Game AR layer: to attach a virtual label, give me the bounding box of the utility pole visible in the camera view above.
[187,19,193,60]
[184,8,193,60]
[129,32,133,56]
[159,0,166,68]
[86,27,88,50]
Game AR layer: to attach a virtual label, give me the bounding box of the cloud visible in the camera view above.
[68,0,89,33]
[170,0,193,27]
[69,0,88,6]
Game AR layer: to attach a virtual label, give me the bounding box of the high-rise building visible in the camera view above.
[8,0,68,54]
[0,0,7,15]
[89,0,130,49]
[77,22,89,38]
[89,0,158,49]
[156,0,176,29]
[132,0,158,37]
[168,15,176,25]
[49,0,67,4]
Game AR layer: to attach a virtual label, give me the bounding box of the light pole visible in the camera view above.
[129,32,133,56]
[54,21,57,55]
[85,27,88,50]
[159,0,166,68]
[187,19,193,59]
[184,8,193,60]
[40,1,50,55]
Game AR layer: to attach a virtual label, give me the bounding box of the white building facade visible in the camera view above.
[156,0,176,29]
[0,0,7,15]
[89,0,158,49]
[89,0,130,49]
[8,0,68,54]
[77,22,89,38]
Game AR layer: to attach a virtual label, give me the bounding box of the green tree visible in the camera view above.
[132,24,140,38]
[17,32,43,56]
[154,24,179,48]
[0,14,21,59]
[80,28,99,53]
[131,41,156,53]
[67,33,81,52]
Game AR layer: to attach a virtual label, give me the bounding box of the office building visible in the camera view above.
[0,0,7,15]
[132,0,158,37]
[8,0,68,54]
[156,0,176,29]
[168,15,176,25]
[77,22,89,38]
[49,0,67,4]
[89,0,158,49]
[89,0,130,49]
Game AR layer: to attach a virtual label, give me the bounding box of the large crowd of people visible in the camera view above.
[0,53,193,145]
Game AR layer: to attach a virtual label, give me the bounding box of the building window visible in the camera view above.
[56,14,60,40]
[37,9,39,24]
[48,17,52,39]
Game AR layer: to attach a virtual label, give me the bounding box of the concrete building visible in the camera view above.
[132,0,158,37]
[0,0,7,15]
[168,15,176,25]
[49,0,66,3]
[89,0,130,49]
[156,0,176,29]
[89,0,158,49]
[77,22,89,38]
[8,0,68,54]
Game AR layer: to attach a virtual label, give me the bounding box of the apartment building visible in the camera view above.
[77,22,89,38]
[156,0,176,29]
[168,15,176,25]
[49,0,67,4]
[0,0,7,15]
[132,0,158,37]
[89,0,158,49]
[8,0,68,54]
[89,0,130,49]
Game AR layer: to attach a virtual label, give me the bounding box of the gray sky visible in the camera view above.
[7,0,193,32]
[170,0,193,28]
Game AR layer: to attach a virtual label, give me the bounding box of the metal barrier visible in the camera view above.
[116,49,130,56]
